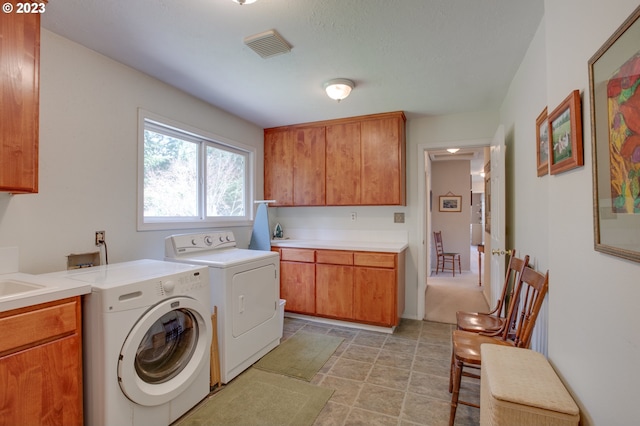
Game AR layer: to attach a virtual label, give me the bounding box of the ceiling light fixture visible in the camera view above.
[447,148,460,154]
[324,79,355,102]
[232,0,257,5]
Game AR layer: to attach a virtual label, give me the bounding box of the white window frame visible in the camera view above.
[137,109,255,231]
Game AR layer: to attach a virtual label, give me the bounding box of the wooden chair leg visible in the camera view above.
[448,350,455,393]
[449,357,463,426]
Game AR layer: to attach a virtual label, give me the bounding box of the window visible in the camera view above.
[138,110,254,230]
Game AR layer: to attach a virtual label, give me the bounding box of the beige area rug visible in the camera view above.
[253,332,344,381]
[177,368,333,426]
[425,270,490,324]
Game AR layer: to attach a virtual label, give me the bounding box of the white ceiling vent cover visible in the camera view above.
[244,30,292,58]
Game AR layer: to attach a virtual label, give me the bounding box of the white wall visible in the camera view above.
[500,1,639,423]
[0,30,264,273]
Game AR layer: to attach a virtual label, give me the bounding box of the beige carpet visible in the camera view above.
[176,368,333,426]
[425,270,490,324]
[253,332,343,381]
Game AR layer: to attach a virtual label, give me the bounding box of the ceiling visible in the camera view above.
[41,0,544,130]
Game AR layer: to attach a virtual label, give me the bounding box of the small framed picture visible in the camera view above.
[549,90,584,175]
[536,107,549,176]
[439,195,462,212]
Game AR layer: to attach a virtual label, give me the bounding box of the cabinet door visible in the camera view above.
[0,334,82,425]
[280,261,315,314]
[0,2,40,193]
[325,122,361,205]
[293,127,325,206]
[353,267,396,326]
[361,115,406,205]
[316,264,353,319]
[264,129,294,206]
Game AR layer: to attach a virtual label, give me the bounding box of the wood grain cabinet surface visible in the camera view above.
[274,247,405,327]
[0,1,43,193]
[0,296,83,425]
[264,111,406,206]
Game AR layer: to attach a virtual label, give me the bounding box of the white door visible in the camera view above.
[489,125,507,308]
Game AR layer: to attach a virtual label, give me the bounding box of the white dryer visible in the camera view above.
[39,259,212,426]
[165,231,281,384]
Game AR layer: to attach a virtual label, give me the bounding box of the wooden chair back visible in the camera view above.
[493,251,529,319]
[501,266,549,348]
[434,231,445,256]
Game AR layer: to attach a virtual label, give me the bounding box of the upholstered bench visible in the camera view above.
[480,344,580,426]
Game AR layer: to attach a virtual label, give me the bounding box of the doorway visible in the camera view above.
[416,141,490,320]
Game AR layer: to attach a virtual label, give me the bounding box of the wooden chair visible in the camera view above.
[456,250,529,333]
[434,231,461,276]
[448,266,549,426]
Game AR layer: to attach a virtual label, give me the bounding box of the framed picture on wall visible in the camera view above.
[439,194,462,212]
[549,90,584,175]
[536,107,549,176]
[589,5,640,263]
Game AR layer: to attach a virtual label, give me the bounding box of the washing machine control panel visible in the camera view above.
[160,270,207,295]
[167,232,237,255]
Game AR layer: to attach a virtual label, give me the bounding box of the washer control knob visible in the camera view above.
[204,236,213,246]
[191,239,197,245]
[162,280,175,293]
[219,236,225,242]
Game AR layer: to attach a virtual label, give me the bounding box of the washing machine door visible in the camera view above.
[118,296,212,406]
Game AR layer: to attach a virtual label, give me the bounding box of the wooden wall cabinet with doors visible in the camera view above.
[265,111,406,206]
[275,246,406,327]
[0,1,45,193]
[264,126,326,206]
[0,296,83,425]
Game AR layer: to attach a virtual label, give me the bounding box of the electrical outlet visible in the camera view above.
[394,212,405,223]
[350,212,357,221]
[95,231,105,246]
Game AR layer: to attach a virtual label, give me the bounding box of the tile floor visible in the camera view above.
[281,317,480,426]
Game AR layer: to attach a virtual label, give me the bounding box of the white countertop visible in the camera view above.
[0,272,92,313]
[270,239,408,253]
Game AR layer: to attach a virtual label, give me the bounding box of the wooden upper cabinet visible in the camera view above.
[264,129,294,206]
[264,111,405,206]
[0,1,42,193]
[326,121,361,205]
[361,114,406,205]
[293,126,325,206]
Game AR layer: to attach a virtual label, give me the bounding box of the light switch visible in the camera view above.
[394,212,405,223]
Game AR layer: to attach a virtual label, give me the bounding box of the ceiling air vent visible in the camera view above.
[244,29,292,58]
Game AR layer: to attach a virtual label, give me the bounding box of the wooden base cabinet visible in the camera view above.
[0,296,83,425]
[276,247,405,327]
[279,248,316,315]
[353,267,396,326]
[316,264,353,319]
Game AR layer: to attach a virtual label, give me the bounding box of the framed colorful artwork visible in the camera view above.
[589,5,640,263]
[549,90,584,175]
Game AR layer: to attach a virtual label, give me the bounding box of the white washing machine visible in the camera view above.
[165,231,281,384]
[39,259,212,426]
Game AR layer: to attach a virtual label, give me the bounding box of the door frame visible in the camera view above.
[416,139,490,320]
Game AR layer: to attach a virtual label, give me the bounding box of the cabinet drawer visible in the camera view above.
[354,252,396,268]
[315,250,353,265]
[0,298,79,354]
[280,248,315,263]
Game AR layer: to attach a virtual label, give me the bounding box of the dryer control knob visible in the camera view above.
[162,280,175,293]
[204,236,213,246]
